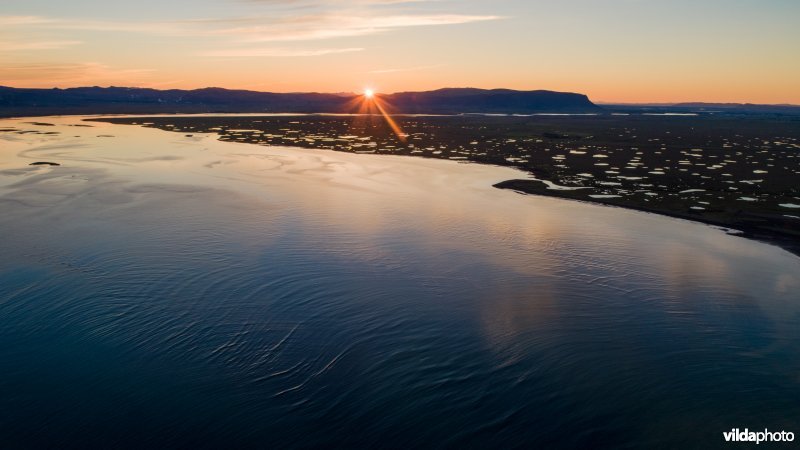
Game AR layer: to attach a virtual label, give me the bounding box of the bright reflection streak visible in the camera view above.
[371,96,407,143]
[344,91,408,143]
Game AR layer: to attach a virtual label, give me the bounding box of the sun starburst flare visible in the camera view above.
[343,89,407,143]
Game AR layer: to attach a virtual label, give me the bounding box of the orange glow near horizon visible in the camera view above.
[4,69,797,104]
[2,1,798,104]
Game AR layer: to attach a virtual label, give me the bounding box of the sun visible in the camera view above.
[364,88,375,99]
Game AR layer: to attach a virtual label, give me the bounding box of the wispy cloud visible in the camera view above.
[31,19,186,35]
[0,15,53,26]
[0,40,82,51]
[0,62,156,87]
[0,4,500,88]
[0,12,501,42]
[242,0,434,6]
[200,47,364,57]
[214,14,502,42]
[368,63,443,74]
[0,14,197,35]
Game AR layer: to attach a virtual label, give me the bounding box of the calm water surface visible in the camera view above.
[1,117,799,449]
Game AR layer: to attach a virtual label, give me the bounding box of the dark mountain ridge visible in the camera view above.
[383,88,597,113]
[0,86,600,117]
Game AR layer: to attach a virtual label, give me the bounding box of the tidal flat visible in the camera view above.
[93,113,800,254]
[1,116,799,449]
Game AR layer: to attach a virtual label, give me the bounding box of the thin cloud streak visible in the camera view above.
[369,64,443,74]
[243,0,435,5]
[200,47,364,57]
[0,16,53,26]
[0,62,156,87]
[218,14,503,42]
[0,40,82,51]
[0,13,501,41]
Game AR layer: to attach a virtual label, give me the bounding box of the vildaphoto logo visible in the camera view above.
[723,428,795,444]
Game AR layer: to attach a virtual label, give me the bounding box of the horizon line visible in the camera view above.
[2,84,798,107]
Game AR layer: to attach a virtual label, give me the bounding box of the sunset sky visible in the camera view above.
[2,0,799,103]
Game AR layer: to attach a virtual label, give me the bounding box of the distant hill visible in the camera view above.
[0,86,600,117]
[671,102,800,114]
[603,102,800,115]
[382,88,598,114]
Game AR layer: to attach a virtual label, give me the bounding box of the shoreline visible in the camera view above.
[7,113,798,257]
[493,179,800,257]
[89,114,800,258]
